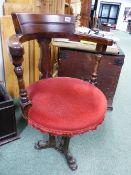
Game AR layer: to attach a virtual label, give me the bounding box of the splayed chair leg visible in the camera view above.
[34,135,78,170]
[34,134,56,149]
[61,137,78,171]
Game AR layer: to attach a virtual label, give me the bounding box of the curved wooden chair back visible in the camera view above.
[8,13,113,116]
[8,13,113,171]
[12,13,75,39]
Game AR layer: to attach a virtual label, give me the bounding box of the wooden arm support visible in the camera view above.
[8,32,113,118]
[69,33,113,85]
[8,34,31,120]
[69,33,113,52]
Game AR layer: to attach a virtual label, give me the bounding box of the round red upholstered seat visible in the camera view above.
[27,77,107,136]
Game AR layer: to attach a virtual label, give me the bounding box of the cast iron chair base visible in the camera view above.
[34,135,78,171]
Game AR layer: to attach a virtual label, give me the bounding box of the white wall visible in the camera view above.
[0,0,5,82]
[96,0,131,31]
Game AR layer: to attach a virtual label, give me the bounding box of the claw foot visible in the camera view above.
[34,140,49,150]
[66,153,78,171]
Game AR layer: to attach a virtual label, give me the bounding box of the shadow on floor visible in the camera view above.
[13,98,27,134]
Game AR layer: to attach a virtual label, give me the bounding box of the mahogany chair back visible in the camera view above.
[12,13,75,39]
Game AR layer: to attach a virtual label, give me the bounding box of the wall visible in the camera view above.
[96,0,131,31]
[0,0,5,82]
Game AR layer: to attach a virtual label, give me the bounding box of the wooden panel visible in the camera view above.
[0,16,30,97]
[6,0,33,3]
[56,0,65,14]
[5,0,65,13]
[34,41,40,81]
[80,0,92,27]
[58,48,125,110]
[3,3,33,15]
[29,41,35,83]
[32,0,65,14]
[33,0,49,13]
[65,0,72,14]
[51,44,59,77]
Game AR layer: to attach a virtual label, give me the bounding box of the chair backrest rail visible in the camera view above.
[8,13,113,115]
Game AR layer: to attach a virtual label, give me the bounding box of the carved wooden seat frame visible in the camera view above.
[8,13,113,170]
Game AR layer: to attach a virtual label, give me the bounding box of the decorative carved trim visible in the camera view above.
[38,39,52,78]
[89,54,102,85]
[8,35,32,119]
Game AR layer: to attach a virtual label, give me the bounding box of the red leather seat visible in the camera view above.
[28,77,107,136]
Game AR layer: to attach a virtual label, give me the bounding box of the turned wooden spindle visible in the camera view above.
[89,54,102,85]
[38,39,52,79]
[8,36,32,119]
[89,44,107,85]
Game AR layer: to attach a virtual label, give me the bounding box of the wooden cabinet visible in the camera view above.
[58,47,125,110]
[0,83,19,145]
